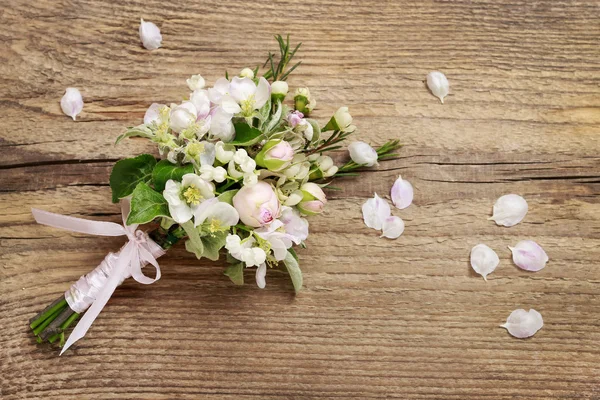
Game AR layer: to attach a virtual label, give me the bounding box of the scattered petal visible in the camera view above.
[470,244,499,281]
[362,193,391,230]
[500,309,543,338]
[509,240,549,272]
[390,175,414,209]
[488,194,528,227]
[426,71,449,103]
[60,88,83,120]
[381,216,404,239]
[139,18,162,50]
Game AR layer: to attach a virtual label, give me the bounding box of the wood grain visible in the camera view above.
[1,0,599,398]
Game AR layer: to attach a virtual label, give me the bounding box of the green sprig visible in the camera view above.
[263,34,302,82]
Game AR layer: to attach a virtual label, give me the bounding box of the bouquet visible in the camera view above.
[29,35,401,353]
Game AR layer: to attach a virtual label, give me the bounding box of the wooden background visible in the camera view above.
[1,0,599,398]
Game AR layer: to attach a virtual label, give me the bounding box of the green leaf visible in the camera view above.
[109,154,156,203]
[224,262,244,285]
[152,160,194,192]
[181,221,204,259]
[126,182,170,225]
[283,250,303,293]
[229,123,264,146]
[200,231,228,261]
[115,126,153,145]
[217,189,239,205]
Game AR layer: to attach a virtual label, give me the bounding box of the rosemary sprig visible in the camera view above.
[263,34,302,82]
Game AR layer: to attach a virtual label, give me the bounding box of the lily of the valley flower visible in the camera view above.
[225,234,267,267]
[163,174,215,224]
[470,244,500,281]
[60,88,83,121]
[139,19,162,50]
[426,71,449,103]
[297,183,327,216]
[199,164,227,183]
[509,240,549,272]
[215,141,235,163]
[391,175,414,209]
[501,309,543,338]
[348,141,378,167]
[233,181,281,227]
[282,155,311,181]
[186,74,205,91]
[256,139,294,172]
[489,194,528,227]
[324,107,355,132]
[226,77,271,117]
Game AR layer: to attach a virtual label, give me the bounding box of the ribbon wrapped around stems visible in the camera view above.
[31,200,165,355]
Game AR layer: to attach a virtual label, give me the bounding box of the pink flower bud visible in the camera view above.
[233,181,281,227]
[256,140,294,172]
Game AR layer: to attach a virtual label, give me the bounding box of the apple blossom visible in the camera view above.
[233,181,281,227]
[143,103,166,125]
[227,77,271,117]
[271,80,288,101]
[163,174,215,224]
[208,107,235,142]
[239,68,254,79]
[60,88,83,121]
[139,19,162,50]
[193,198,239,229]
[348,141,378,167]
[169,102,197,133]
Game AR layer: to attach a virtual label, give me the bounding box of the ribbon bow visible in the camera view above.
[31,200,164,354]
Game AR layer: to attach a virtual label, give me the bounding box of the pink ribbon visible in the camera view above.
[31,200,165,355]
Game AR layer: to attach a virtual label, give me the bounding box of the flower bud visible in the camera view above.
[294,87,315,115]
[348,141,378,167]
[256,139,294,172]
[60,87,83,121]
[139,18,162,50]
[271,81,288,101]
[186,74,205,91]
[233,181,281,227]
[240,68,254,79]
[297,182,327,216]
[324,106,354,132]
[287,110,304,128]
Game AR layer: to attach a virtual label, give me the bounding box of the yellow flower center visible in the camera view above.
[186,142,205,157]
[208,219,223,233]
[240,95,255,116]
[182,185,203,206]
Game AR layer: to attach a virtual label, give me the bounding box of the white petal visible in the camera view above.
[362,193,391,230]
[426,71,449,103]
[139,18,162,50]
[60,88,83,120]
[381,216,404,239]
[254,77,271,109]
[196,202,239,228]
[190,89,211,119]
[143,103,163,125]
[229,77,256,102]
[509,240,549,272]
[168,202,193,224]
[501,309,543,338]
[256,263,267,289]
[470,244,499,281]
[220,95,242,114]
[489,194,528,227]
[390,175,414,209]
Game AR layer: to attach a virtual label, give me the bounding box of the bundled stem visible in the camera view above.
[30,223,186,347]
